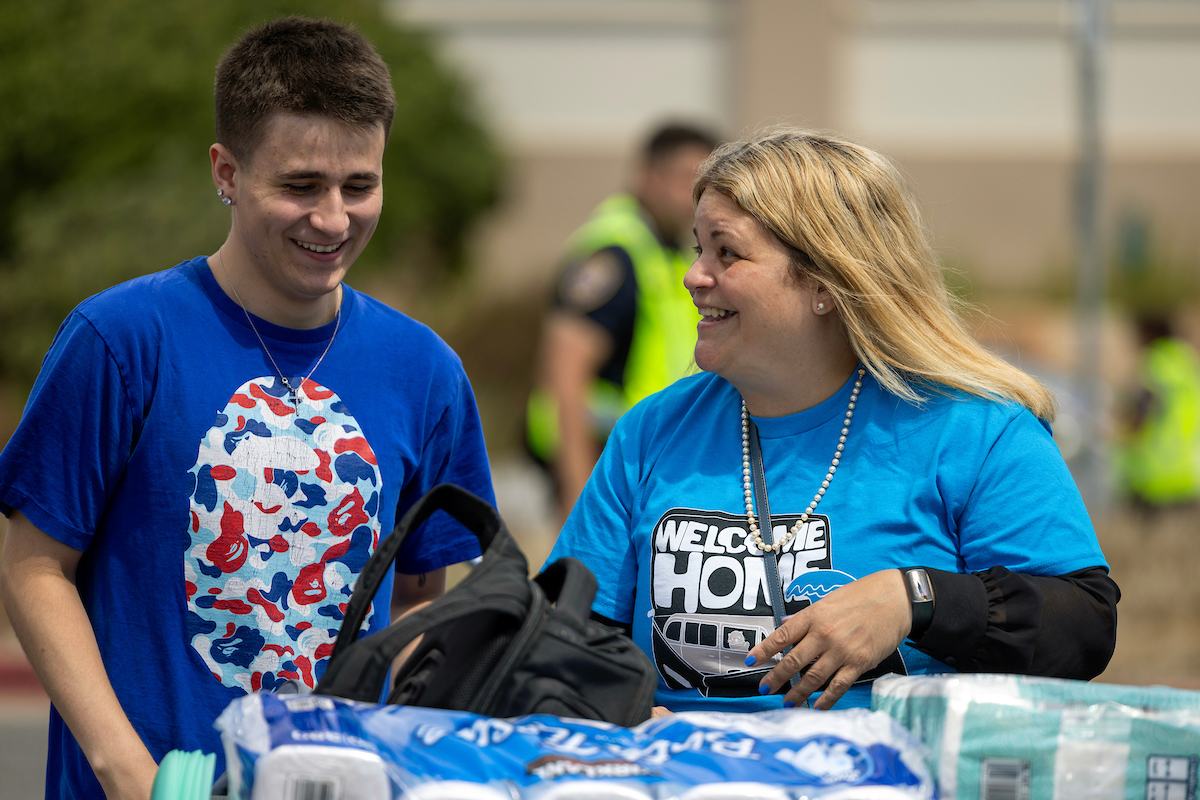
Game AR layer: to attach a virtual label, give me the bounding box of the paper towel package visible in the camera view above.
[871,673,1200,800]
[215,692,935,800]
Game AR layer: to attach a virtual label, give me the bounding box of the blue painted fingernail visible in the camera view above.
[744,655,757,666]
[783,700,796,709]
[758,684,772,695]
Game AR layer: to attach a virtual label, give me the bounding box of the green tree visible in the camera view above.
[0,0,502,386]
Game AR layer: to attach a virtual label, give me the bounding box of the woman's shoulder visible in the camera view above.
[609,371,733,448]
[625,371,731,420]
[872,376,1051,452]
[922,383,1036,423]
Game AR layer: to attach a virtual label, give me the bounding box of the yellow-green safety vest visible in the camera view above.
[527,194,697,460]
[1119,336,1200,504]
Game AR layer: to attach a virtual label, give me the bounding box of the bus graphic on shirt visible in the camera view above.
[184,376,382,693]
[655,613,779,673]
[648,508,906,696]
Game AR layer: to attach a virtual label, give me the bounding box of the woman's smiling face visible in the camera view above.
[685,190,824,399]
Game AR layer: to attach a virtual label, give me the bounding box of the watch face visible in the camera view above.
[905,568,933,603]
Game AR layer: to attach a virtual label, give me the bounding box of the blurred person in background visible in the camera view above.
[526,124,718,522]
[1117,313,1200,512]
[0,18,493,799]
[548,130,1118,712]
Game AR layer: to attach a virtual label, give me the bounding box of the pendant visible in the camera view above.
[281,377,298,407]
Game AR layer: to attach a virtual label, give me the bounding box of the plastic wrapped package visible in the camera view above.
[215,692,935,800]
[246,745,391,800]
[872,673,1200,800]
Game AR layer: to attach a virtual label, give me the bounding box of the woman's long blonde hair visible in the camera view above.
[693,128,1057,421]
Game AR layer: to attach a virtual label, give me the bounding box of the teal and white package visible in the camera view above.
[216,692,935,800]
[872,673,1200,800]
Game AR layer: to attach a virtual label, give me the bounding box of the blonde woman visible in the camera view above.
[546,129,1117,711]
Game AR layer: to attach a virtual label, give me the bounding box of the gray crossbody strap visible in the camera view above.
[748,422,792,642]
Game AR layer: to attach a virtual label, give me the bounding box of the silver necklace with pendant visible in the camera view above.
[217,248,341,407]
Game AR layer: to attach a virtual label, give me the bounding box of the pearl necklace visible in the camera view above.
[742,368,865,554]
[217,248,342,407]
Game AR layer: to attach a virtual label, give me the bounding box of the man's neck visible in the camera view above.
[208,245,340,330]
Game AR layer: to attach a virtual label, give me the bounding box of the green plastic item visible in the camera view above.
[150,749,217,800]
[873,674,1200,800]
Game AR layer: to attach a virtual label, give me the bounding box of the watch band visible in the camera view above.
[902,567,934,640]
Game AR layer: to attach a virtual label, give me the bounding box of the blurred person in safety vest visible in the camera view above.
[1118,314,1200,511]
[527,124,719,521]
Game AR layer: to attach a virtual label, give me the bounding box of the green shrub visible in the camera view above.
[0,0,502,386]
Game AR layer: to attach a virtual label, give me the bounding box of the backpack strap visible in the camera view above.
[471,585,550,715]
[331,484,504,660]
[532,557,597,629]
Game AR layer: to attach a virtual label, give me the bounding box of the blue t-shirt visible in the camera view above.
[547,369,1106,712]
[0,257,494,798]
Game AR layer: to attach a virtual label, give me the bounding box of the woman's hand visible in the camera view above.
[746,569,911,710]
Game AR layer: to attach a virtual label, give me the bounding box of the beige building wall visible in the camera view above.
[389,0,730,294]
[836,1,1200,291]
[734,0,841,132]
[389,0,1200,299]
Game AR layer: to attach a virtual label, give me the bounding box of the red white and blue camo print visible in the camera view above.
[185,377,381,692]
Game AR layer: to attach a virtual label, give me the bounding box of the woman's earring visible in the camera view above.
[817,302,825,311]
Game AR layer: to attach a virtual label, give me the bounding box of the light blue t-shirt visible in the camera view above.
[547,369,1106,711]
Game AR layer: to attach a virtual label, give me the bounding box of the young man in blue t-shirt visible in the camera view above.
[0,18,493,799]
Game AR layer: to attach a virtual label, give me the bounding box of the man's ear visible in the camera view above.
[210,143,240,198]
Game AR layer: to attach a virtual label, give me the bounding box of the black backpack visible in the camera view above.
[315,483,657,726]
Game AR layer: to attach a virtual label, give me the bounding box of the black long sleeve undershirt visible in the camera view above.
[592,610,632,638]
[593,565,1120,681]
[912,565,1119,679]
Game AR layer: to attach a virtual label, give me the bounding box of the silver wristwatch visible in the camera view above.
[902,567,934,639]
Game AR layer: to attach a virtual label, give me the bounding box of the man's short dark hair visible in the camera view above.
[215,16,396,164]
[643,123,720,166]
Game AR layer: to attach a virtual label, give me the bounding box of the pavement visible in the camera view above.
[0,640,49,800]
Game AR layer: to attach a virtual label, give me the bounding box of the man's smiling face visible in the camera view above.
[229,111,385,313]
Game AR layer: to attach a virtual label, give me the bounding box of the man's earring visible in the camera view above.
[218,188,233,206]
